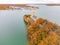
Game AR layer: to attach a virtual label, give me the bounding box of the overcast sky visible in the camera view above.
[0,0,60,4]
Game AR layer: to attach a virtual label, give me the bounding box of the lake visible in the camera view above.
[0,5,60,45]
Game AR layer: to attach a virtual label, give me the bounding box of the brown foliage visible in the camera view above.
[24,15,60,45]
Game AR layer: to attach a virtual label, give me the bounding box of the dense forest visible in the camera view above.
[24,15,60,45]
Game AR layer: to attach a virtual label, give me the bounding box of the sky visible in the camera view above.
[0,0,60,4]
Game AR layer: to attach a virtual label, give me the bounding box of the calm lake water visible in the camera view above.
[0,5,60,45]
